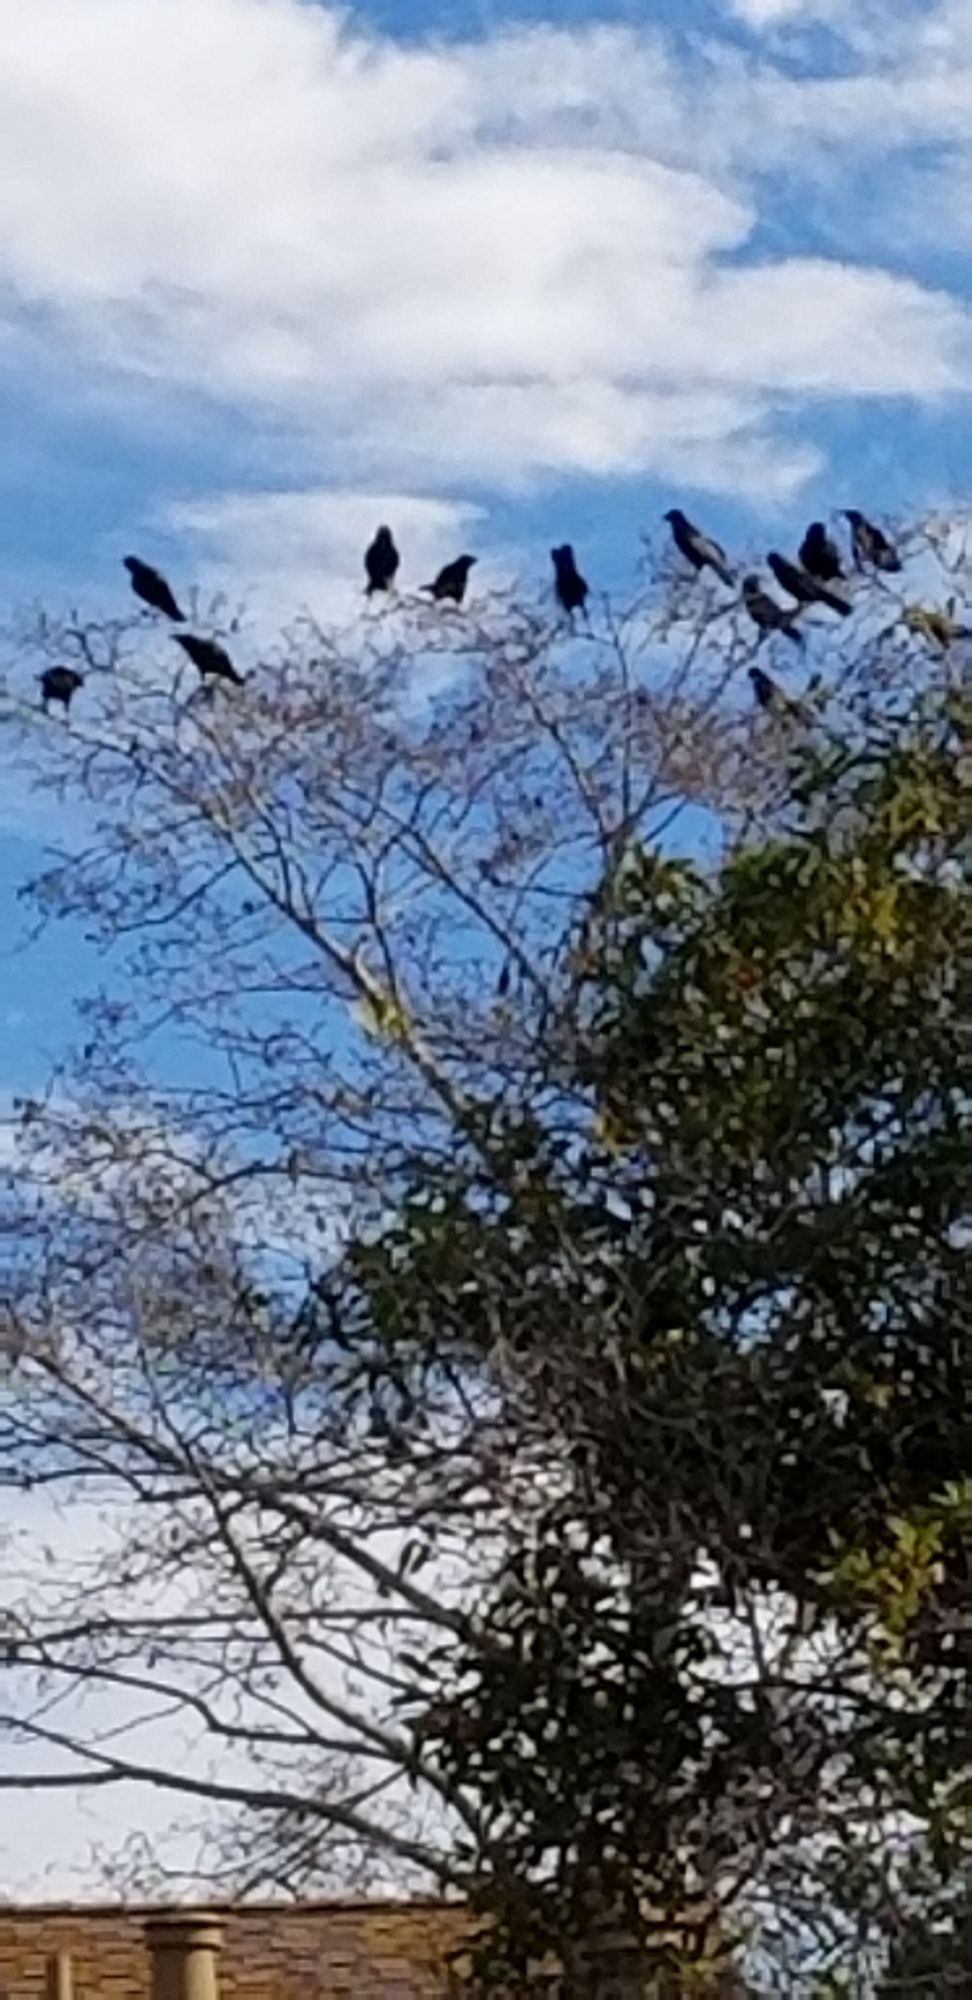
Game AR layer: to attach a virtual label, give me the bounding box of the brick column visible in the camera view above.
[145,1913,225,2000]
[47,1952,74,2000]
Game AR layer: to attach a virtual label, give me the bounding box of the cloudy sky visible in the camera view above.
[2,0,972,1891]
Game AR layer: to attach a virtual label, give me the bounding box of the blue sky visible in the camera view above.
[4,0,972,1094]
[2,0,972,1889]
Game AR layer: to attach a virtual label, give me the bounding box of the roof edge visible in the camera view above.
[0,1898,459,1919]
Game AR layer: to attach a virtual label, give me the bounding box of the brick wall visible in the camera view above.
[0,1903,469,2000]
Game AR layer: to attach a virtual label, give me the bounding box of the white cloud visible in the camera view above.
[693,261,966,396]
[708,0,972,161]
[0,1489,205,1894]
[726,0,834,24]
[0,0,966,504]
[720,0,898,42]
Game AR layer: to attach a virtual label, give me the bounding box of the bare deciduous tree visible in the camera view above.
[0,525,967,1992]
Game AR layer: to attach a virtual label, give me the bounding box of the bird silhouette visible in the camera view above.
[124,556,185,620]
[173,633,243,685]
[664,509,734,586]
[749,667,806,720]
[742,575,804,646]
[422,555,477,604]
[767,552,852,617]
[749,666,782,712]
[39,666,84,713]
[365,526,400,595]
[551,544,589,621]
[843,511,901,574]
[799,522,845,583]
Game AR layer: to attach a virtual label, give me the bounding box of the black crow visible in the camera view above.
[768,551,852,617]
[749,666,807,720]
[422,555,477,604]
[749,666,782,712]
[173,633,244,685]
[799,521,844,583]
[664,508,734,586]
[843,511,902,574]
[124,556,185,620]
[742,574,804,647]
[365,525,400,595]
[39,666,84,713]
[551,544,589,621]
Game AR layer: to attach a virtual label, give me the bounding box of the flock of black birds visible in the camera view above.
[39,556,243,713]
[663,504,903,716]
[36,507,902,721]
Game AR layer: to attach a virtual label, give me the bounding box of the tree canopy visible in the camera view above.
[0,520,968,1993]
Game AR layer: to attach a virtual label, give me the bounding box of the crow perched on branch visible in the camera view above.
[173,633,244,685]
[749,666,783,712]
[39,666,84,713]
[551,544,589,622]
[768,551,852,617]
[422,555,477,605]
[364,526,400,595]
[749,666,807,720]
[124,556,185,620]
[843,511,902,574]
[742,575,805,647]
[799,521,844,582]
[664,509,734,586]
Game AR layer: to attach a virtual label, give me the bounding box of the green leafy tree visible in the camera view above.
[876,1870,972,1997]
[345,679,970,1989]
